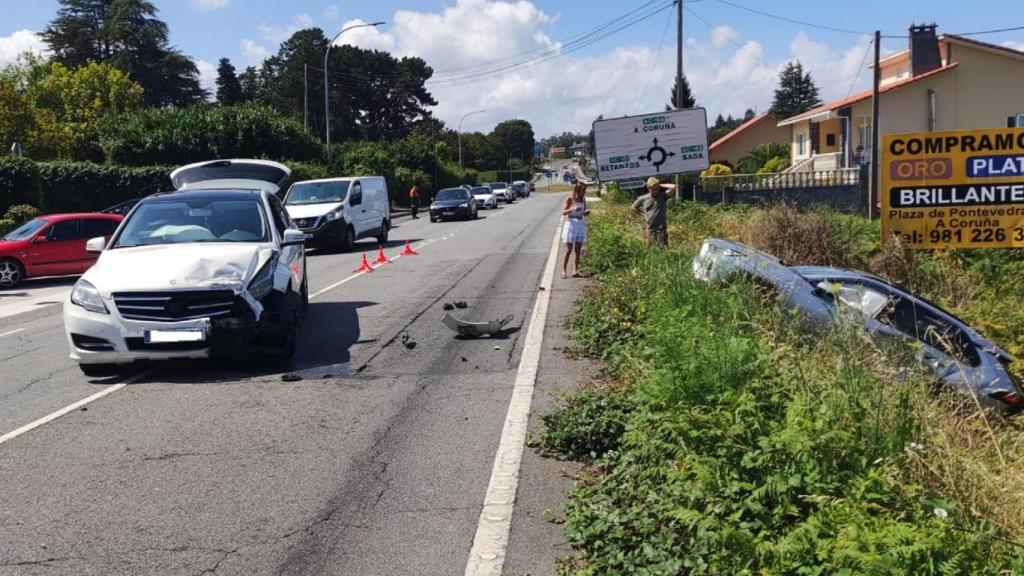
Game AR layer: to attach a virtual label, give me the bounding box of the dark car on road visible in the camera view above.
[429,188,478,222]
[692,237,1023,414]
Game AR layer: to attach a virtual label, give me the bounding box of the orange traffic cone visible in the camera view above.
[352,253,375,273]
[373,244,392,265]
[401,240,418,256]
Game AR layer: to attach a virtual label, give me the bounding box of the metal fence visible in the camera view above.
[700,168,860,191]
[695,165,869,215]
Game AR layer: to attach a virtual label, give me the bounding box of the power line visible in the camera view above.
[845,38,873,100]
[712,0,869,36]
[636,7,675,113]
[952,25,1024,36]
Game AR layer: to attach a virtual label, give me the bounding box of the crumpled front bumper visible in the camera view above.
[65,290,300,365]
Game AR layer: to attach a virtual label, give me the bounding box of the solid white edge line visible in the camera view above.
[0,369,152,447]
[464,214,563,576]
[0,328,25,338]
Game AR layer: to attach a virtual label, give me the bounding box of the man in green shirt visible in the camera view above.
[631,176,677,247]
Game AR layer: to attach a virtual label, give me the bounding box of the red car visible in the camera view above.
[0,213,123,288]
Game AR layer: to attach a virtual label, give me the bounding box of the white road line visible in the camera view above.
[464,214,562,576]
[308,220,480,301]
[0,328,25,338]
[0,369,152,447]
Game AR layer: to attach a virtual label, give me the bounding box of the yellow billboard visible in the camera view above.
[881,127,1024,249]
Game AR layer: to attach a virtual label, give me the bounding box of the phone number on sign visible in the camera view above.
[927,226,1024,244]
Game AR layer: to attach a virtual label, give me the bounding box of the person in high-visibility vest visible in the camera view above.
[409,184,420,219]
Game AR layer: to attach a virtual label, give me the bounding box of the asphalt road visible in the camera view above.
[0,193,564,576]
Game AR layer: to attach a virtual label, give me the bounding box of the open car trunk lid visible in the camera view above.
[170,159,291,194]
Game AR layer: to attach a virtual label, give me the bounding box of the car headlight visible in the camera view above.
[430,204,438,210]
[324,208,343,222]
[459,202,469,208]
[247,256,277,301]
[71,279,109,314]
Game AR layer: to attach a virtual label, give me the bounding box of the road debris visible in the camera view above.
[401,331,416,349]
[281,373,302,382]
[442,313,514,338]
[443,303,455,311]
[453,301,469,309]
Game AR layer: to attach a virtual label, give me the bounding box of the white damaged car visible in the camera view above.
[63,159,307,376]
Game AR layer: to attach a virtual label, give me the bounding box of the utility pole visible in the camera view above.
[303,63,308,133]
[870,30,881,219]
[324,21,385,165]
[675,0,684,200]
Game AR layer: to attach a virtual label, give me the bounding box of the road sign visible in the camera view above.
[618,179,646,190]
[592,108,709,182]
[534,144,543,156]
[881,127,1024,249]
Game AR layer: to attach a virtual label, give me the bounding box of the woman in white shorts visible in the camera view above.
[561,182,589,278]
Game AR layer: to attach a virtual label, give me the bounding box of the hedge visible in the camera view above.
[0,158,169,214]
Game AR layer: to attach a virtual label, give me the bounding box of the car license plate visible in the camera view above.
[443,210,454,214]
[304,233,314,240]
[144,329,205,344]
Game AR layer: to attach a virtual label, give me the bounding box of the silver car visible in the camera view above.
[693,237,1023,414]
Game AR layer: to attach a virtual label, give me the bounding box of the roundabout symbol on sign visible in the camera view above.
[638,138,676,172]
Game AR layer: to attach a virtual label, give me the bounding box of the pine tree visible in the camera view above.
[215,57,243,105]
[770,61,822,118]
[714,114,726,128]
[238,66,263,102]
[666,74,697,110]
[744,108,756,121]
[42,0,205,106]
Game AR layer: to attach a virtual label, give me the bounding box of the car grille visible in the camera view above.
[294,217,318,229]
[112,291,237,322]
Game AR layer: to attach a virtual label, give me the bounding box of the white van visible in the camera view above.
[283,176,390,251]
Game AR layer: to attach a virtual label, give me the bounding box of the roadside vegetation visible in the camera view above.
[538,198,1024,574]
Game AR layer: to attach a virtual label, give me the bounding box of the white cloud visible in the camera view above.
[194,59,217,100]
[188,0,230,11]
[333,19,397,52]
[1002,40,1024,53]
[0,29,49,65]
[324,5,341,22]
[710,25,740,49]
[241,39,270,65]
[315,0,880,137]
[260,13,316,45]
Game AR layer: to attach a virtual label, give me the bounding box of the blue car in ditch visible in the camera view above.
[692,237,1023,414]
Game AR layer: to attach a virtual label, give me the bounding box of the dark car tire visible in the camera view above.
[79,363,119,378]
[376,220,389,244]
[0,258,25,289]
[340,226,356,252]
[429,216,437,223]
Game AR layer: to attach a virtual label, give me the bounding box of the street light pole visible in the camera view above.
[508,149,520,182]
[458,109,486,172]
[324,21,385,165]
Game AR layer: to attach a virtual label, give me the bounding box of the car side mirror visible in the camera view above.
[32,235,48,244]
[282,229,305,247]
[85,236,106,253]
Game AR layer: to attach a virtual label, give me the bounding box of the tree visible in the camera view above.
[42,0,206,106]
[770,61,821,119]
[743,108,756,121]
[215,58,243,105]
[737,141,791,174]
[238,66,263,102]
[666,74,697,110]
[490,119,535,163]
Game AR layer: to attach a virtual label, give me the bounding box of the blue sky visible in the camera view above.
[3,1,1023,136]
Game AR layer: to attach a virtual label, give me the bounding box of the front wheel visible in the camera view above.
[339,226,356,252]
[376,220,389,244]
[0,258,24,288]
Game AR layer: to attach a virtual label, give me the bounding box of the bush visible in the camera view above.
[700,162,733,190]
[0,157,43,213]
[35,162,170,213]
[758,155,789,174]
[97,103,323,166]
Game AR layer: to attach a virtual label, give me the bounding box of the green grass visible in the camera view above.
[538,201,1024,575]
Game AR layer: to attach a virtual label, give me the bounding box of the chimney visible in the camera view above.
[909,23,942,77]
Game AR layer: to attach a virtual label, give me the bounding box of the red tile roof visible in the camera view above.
[710,112,775,150]
[778,63,959,125]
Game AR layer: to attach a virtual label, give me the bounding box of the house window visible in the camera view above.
[826,134,836,147]
[859,123,872,151]
[796,133,807,156]
[1009,114,1024,128]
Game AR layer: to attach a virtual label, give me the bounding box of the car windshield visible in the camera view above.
[436,189,467,201]
[471,187,491,195]
[113,198,269,247]
[286,181,349,205]
[489,182,507,190]
[3,218,47,241]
